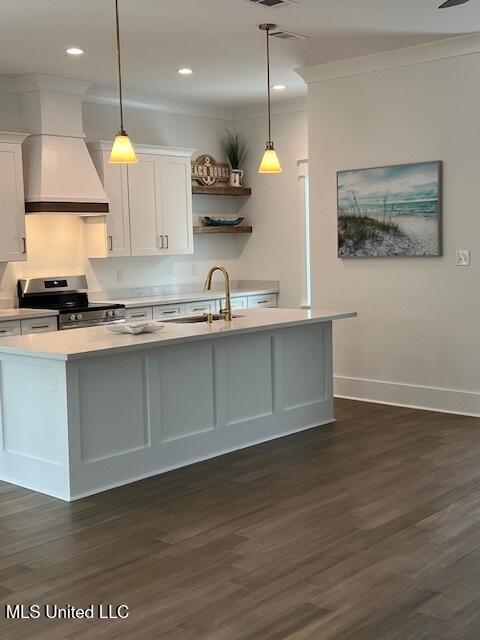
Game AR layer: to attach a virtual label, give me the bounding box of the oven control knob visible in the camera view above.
[69,314,76,321]
[75,313,83,321]
[107,310,114,318]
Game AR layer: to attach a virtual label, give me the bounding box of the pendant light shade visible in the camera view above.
[259,143,282,174]
[109,0,137,164]
[258,24,282,174]
[110,133,137,164]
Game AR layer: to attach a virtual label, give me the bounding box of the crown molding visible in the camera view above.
[16,73,92,96]
[1,74,305,123]
[234,96,307,121]
[297,32,480,84]
[83,90,236,122]
[88,141,196,158]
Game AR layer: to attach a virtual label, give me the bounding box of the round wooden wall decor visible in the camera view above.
[191,154,230,186]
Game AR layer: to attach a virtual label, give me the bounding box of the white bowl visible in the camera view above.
[108,321,165,335]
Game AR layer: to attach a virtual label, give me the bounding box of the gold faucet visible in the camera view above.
[204,266,232,321]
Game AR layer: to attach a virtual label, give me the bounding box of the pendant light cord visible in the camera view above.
[266,27,272,144]
[114,0,125,134]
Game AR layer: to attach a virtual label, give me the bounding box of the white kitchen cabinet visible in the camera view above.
[21,316,58,335]
[86,148,130,258]
[153,304,185,319]
[215,296,251,313]
[184,300,217,315]
[125,307,154,322]
[157,156,193,255]
[0,320,21,337]
[0,133,28,263]
[247,294,278,309]
[230,296,248,310]
[128,155,163,256]
[86,143,195,258]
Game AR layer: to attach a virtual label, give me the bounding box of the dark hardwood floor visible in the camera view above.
[1,398,480,639]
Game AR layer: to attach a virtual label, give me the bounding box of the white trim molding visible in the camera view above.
[87,141,196,158]
[297,32,480,84]
[334,375,480,418]
[234,97,307,122]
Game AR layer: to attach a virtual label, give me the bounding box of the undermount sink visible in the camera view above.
[163,313,242,324]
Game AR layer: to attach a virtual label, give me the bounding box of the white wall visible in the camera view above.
[304,44,480,415]
[0,90,21,131]
[0,89,306,302]
[236,106,308,308]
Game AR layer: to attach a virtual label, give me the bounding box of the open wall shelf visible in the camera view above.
[192,185,252,196]
[193,226,252,235]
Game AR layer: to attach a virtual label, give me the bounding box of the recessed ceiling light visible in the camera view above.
[272,84,286,91]
[66,47,85,56]
[178,67,194,76]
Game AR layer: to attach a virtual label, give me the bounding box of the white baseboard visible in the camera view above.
[334,375,480,418]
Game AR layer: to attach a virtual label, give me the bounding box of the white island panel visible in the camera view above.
[225,333,274,426]
[0,309,356,500]
[157,343,216,441]
[0,354,70,499]
[76,353,151,463]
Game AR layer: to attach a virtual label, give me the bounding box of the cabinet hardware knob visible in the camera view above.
[165,235,169,249]
[108,236,113,251]
[158,235,164,249]
[21,237,26,254]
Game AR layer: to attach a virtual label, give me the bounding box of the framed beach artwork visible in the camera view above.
[337,161,442,258]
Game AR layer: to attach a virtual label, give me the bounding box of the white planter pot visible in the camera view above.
[229,170,244,188]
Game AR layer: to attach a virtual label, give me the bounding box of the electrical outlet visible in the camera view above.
[456,250,471,266]
[116,269,124,283]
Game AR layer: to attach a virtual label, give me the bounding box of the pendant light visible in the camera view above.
[258,24,282,174]
[109,0,137,164]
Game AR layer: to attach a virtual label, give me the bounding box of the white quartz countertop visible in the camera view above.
[0,308,356,362]
[94,286,279,308]
[0,308,59,322]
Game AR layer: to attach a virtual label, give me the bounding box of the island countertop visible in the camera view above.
[0,308,357,361]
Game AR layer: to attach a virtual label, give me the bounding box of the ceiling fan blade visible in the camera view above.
[438,0,470,8]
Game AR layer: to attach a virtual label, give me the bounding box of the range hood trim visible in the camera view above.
[25,202,110,216]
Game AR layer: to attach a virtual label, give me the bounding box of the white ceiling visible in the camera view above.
[0,0,479,109]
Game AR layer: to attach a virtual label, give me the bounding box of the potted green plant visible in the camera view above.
[222,130,247,187]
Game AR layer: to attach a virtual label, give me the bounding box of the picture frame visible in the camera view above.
[337,161,443,258]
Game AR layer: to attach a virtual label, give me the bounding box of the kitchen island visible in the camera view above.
[0,308,355,500]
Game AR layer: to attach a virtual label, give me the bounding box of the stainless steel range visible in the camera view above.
[18,275,125,330]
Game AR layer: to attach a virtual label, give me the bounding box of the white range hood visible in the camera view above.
[18,74,109,215]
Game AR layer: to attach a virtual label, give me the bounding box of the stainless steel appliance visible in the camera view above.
[18,276,125,330]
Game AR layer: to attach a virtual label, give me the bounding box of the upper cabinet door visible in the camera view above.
[0,141,27,263]
[100,153,130,257]
[88,150,131,258]
[158,157,193,256]
[128,155,164,256]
